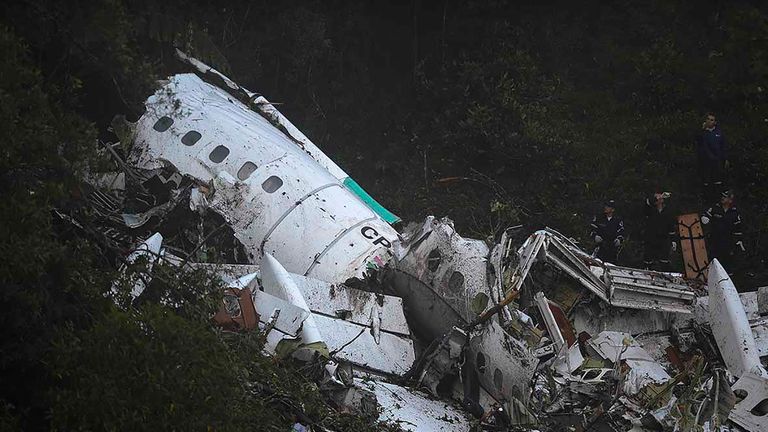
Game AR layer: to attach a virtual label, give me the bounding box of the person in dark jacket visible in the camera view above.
[701,190,744,271]
[589,200,625,264]
[642,191,677,271]
[695,113,728,201]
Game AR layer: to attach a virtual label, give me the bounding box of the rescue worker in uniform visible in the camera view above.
[695,112,728,202]
[642,191,677,271]
[701,190,744,271]
[589,200,625,264]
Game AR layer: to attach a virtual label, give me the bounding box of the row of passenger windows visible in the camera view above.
[152,116,284,193]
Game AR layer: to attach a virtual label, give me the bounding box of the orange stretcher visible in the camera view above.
[677,213,709,281]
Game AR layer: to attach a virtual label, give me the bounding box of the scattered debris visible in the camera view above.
[83,50,768,431]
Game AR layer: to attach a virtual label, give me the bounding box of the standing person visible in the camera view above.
[695,112,728,202]
[642,191,677,271]
[701,190,744,271]
[589,200,625,264]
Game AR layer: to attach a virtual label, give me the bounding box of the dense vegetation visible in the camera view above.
[2,0,768,430]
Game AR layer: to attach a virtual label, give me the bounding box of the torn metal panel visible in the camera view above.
[111,232,164,302]
[188,185,209,213]
[542,229,609,302]
[729,372,768,431]
[252,290,308,336]
[600,265,695,313]
[417,327,467,396]
[196,262,410,336]
[261,253,324,347]
[226,272,258,291]
[489,229,515,321]
[707,259,766,378]
[518,229,696,313]
[383,268,466,341]
[289,273,410,336]
[121,188,184,228]
[510,229,548,296]
[314,314,414,376]
[586,331,672,396]
[395,216,492,324]
[174,49,345,182]
[535,291,565,350]
[357,379,473,432]
[252,289,310,354]
[554,344,586,376]
[130,73,397,284]
[173,50,400,224]
[392,219,433,260]
[468,319,538,405]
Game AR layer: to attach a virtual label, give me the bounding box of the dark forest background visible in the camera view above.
[2,0,768,430]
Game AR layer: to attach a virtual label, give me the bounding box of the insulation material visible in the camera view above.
[587,331,672,395]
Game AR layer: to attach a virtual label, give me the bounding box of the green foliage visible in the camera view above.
[50,305,248,431]
[0,24,110,430]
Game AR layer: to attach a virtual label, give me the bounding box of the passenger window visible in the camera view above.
[181,131,202,146]
[208,145,230,163]
[448,271,465,292]
[751,398,768,416]
[583,369,601,380]
[237,162,258,181]
[427,249,441,272]
[493,368,503,392]
[476,352,486,373]
[262,176,283,193]
[153,116,173,132]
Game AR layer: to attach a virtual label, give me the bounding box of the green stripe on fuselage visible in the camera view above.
[343,177,401,224]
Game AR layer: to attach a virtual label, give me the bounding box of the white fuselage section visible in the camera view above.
[129,74,398,283]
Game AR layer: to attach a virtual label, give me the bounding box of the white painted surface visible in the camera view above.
[253,289,308,338]
[261,253,323,345]
[130,73,397,284]
[469,319,538,404]
[290,273,410,336]
[587,331,671,395]
[356,379,472,431]
[396,216,491,322]
[535,291,565,350]
[729,372,768,431]
[174,49,349,181]
[315,315,414,376]
[707,259,766,378]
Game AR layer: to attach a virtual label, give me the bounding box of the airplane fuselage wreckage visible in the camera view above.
[80,51,768,431]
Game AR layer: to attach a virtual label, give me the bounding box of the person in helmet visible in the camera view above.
[589,200,625,264]
[701,190,744,271]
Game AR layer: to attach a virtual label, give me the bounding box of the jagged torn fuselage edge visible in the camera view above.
[128,73,399,284]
